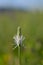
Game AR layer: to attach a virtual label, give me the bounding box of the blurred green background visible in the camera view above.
[0,11,43,65]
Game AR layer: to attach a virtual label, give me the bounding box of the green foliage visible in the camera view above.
[0,11,43,65]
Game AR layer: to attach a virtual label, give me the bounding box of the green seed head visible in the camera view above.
[17,26,21,36]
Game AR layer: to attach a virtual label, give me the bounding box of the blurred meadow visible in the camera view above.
[0,10,43,65]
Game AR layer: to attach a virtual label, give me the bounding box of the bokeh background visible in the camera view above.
[0,0,43,65]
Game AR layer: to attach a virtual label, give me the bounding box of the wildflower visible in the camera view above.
[13,26,25,49]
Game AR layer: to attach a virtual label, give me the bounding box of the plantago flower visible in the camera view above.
[13,26,25,49]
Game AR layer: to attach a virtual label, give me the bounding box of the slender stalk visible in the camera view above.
[18,46,21,65]
[13,26,25,65]
[18,27,21,65]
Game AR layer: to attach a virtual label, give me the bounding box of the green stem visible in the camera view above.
[18,46,21,65]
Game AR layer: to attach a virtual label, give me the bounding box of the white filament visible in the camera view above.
[13,35,25,47]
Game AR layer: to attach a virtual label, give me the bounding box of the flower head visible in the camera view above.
[13,26,25,49]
